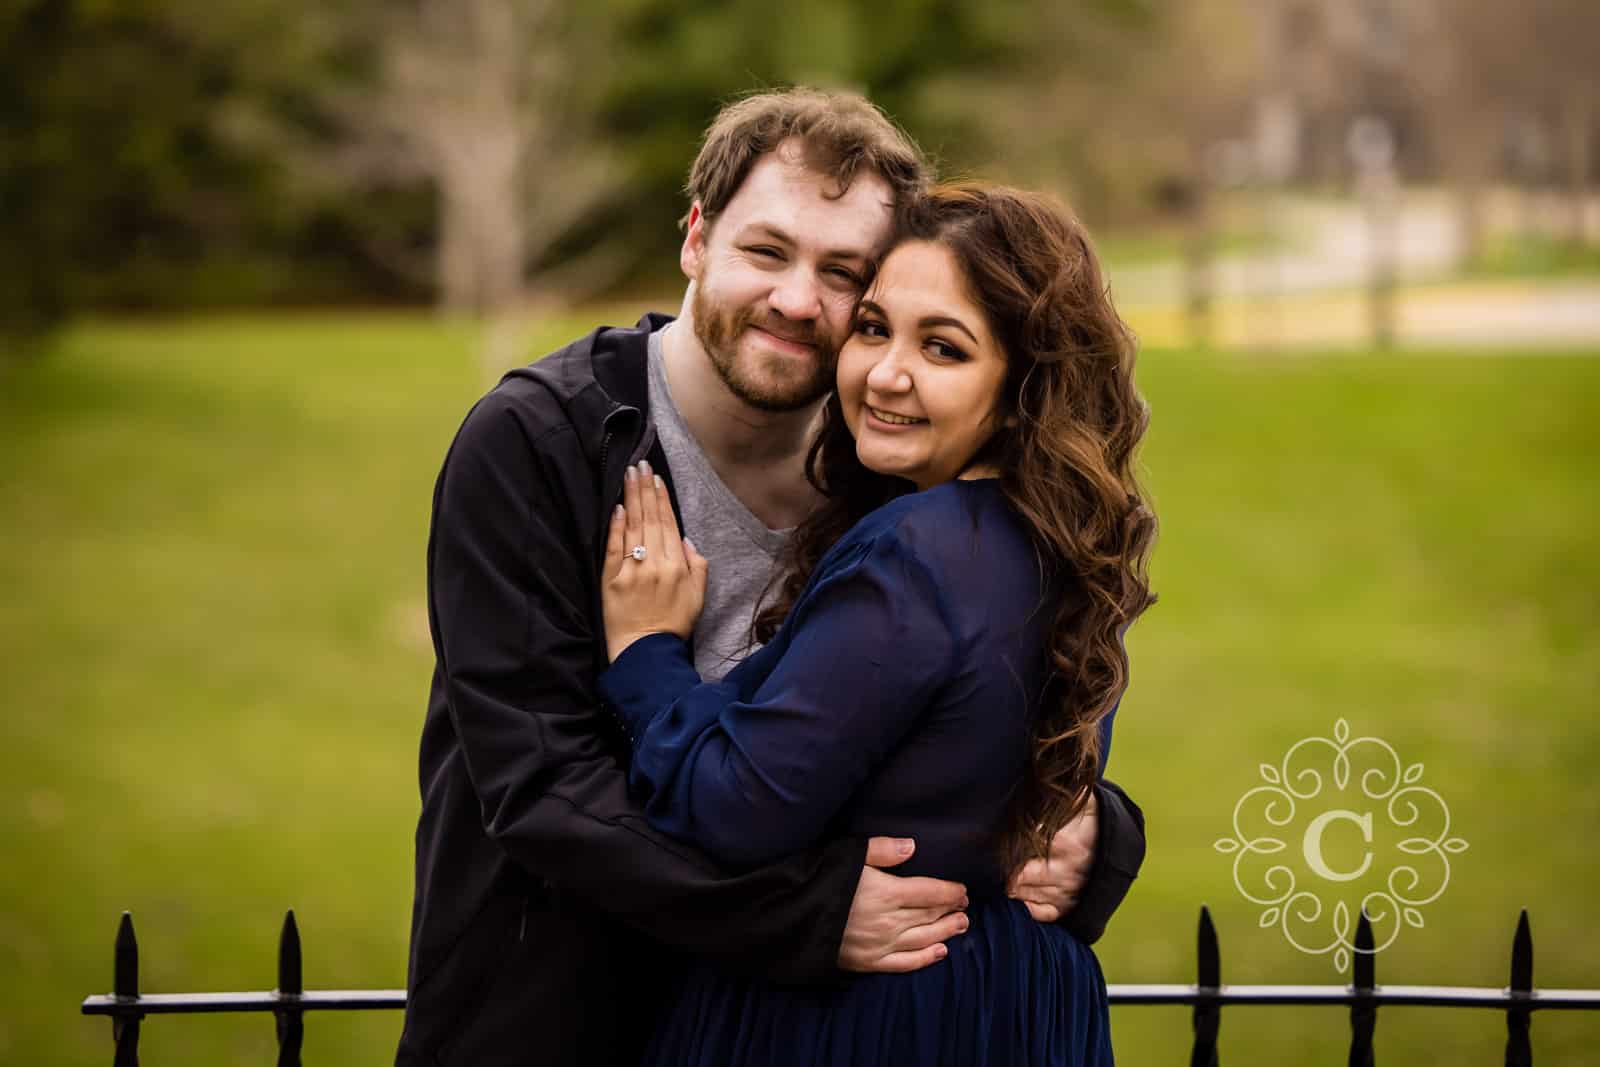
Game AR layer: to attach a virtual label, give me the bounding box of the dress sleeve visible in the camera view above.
[1099,697,1119,775]
[598,532,959,869]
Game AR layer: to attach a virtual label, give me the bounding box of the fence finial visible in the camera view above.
[275,910,304,1067]
[278,910,303,997]
[112,912,141,1067]
[1348,908,1377,1067]
[1191,905,1221,1067]
[114,912,138,1000]
[1506,909,1533,1067]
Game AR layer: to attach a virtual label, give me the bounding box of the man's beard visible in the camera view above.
[691,283,837,413]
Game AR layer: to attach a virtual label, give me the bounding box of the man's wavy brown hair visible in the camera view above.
[682,87,928,232]
[754,182,1157,869]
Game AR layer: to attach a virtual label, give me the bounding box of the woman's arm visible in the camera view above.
[600,522,959,869]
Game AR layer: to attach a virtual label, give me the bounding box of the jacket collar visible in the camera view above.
[504,311,674,468]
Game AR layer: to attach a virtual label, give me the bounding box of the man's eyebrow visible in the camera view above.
[744,223,871,264]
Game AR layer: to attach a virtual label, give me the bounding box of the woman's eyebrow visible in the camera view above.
[855,301,980,345]
[919,315,979,344]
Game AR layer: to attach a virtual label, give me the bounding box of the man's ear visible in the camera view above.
[680,202,708,281]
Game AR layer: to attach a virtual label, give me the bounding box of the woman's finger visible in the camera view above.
[622,463,643,558]
[603,503,626,582]
[638,460,665,564]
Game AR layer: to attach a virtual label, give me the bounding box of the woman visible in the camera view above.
[597,183,1156,1065]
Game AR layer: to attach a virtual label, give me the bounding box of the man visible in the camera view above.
[398,89,1146,1067]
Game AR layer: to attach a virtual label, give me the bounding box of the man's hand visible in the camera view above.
[1007,789,1098,922]
[838,838,968,973]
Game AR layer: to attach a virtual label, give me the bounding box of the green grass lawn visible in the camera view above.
[1462,232,1600,280]
[2,313,1598,1065]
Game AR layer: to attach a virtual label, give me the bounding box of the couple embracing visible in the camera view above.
[398,88,1155,1067]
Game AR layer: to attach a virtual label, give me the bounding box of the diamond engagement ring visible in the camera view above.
[630,545,647,562]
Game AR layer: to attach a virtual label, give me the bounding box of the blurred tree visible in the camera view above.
[594,0,1056,283]
[0,0,430,342]
[0,0,266,340]
[1381,0,1596,262]
[352,0,623,317]
[14,0,1587,331]
[1525,0,1598,251]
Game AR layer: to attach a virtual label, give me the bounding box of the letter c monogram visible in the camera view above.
[1303,809,1373,882]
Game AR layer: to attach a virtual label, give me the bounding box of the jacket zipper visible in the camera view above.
[597,427,615,490]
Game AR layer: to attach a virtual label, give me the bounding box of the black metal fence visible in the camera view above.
[82,906,1600,1066]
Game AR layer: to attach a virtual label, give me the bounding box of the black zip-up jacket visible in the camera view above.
[397,314,1147,1067]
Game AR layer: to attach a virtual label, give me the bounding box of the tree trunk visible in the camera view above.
[436,171,480,314]
[1563,86,1593,250]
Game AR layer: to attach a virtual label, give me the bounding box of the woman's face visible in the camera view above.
[837,240,1010,491]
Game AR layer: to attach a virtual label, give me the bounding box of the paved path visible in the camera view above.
[1109,195,1600,348]
[1122,280,1600,350]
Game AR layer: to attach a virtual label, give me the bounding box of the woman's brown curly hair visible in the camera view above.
[754,181,1157,870]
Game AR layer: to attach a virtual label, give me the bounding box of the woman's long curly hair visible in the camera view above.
[754,182,1157,869]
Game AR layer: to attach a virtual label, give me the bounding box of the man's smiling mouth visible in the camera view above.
[750,325,817,351]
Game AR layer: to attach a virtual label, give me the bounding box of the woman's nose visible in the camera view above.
[865,346,912,393]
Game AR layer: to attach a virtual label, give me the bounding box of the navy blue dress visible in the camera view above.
[599,478,1116,1066]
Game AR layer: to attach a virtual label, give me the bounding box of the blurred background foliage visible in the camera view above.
[5,0,1595,337]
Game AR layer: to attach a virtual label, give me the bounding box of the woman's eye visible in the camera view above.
[854,318,888,338]
[928,339,967,362]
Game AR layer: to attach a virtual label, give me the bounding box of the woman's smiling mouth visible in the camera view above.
[867,405,927,427]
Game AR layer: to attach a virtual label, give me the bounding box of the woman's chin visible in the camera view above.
[855,448,911,483]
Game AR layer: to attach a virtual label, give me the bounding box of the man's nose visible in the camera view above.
[768,268,823,323]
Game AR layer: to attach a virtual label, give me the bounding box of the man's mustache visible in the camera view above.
[740,312,825,348]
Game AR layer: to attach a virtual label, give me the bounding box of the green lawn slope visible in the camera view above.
[2,314,1596,1065]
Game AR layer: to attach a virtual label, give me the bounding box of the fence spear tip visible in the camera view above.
[1197,905,1220,989]
[1510,909,1533,994]
[278,909,303,997]
[114,912,139,1000]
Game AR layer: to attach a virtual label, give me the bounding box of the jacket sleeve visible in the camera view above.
[427,395,865,983]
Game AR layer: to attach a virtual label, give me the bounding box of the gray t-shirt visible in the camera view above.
[647,328,790,681]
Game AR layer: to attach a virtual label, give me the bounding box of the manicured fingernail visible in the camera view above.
[897,839,914,857]
[640,460,652,476]
[614,505,624,518]
[683,537,695,552]
[653,474,664,489]
[624,466,634,481]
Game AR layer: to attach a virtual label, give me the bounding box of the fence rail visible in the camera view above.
[82,906,1600,1066]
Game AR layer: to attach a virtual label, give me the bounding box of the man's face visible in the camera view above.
[682,143,896,412]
